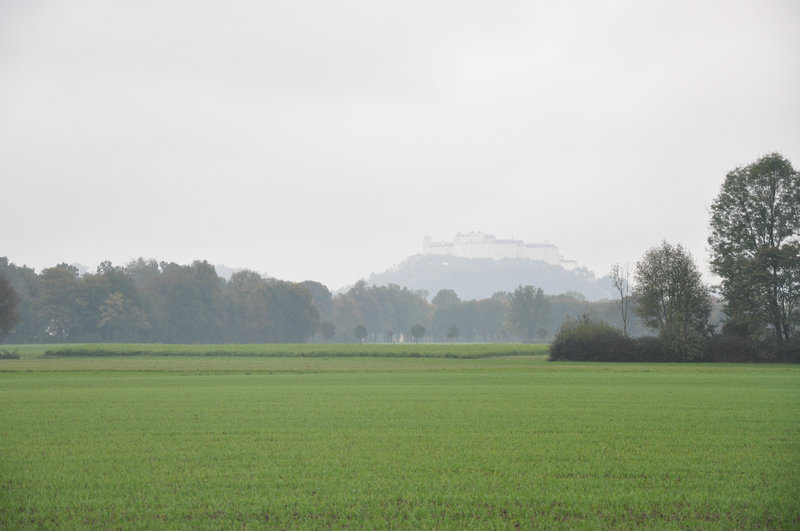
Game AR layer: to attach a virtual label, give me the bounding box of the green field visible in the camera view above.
[1,348,798,528]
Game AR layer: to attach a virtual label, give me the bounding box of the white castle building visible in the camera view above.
[423,232,578,270]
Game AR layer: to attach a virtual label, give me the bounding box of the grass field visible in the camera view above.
[1,347,798,528]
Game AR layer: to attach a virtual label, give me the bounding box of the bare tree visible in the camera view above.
[610,263,631,336]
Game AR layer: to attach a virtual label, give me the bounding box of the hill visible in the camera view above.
[367,254,614,301]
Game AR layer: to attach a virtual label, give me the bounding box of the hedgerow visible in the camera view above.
[42,343,548,359]
[549,317,799,363]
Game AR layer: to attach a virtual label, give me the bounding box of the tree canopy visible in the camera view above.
[505,285,551,341]
[634,241,710,359]
[0,258,320,344]
[0,274,20,340]
[410,324,425,343]
[709,152,800,344]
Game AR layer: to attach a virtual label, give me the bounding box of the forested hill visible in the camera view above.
[367,255,614,301]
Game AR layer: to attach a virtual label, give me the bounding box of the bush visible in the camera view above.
[707,335,758,362]
[549,318,637,362]
[707,334,800,363]
[0,348,20,359]
[631,336,676,362]
[777,342,800,363]
[549,318,702,363]
[658,326,708,362]
[550,317,800,363]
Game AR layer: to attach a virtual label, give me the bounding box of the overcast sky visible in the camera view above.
[2,1,798,290]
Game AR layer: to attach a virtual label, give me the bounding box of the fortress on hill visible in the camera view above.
[423,232,578,271]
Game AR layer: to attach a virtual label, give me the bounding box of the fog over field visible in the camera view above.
[1,1,798,289]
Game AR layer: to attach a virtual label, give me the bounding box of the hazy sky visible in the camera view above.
[2,1,799,290]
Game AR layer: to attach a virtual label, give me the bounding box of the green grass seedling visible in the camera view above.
[0,352,797,528]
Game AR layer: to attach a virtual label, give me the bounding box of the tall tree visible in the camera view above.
[473,296,508,341]
[610,263,632,335]
[432,289,461,307]
[354,324,368,343]
[333,282,430,342]
[157,261,223,343]
[0,274,20,340]
[319,321,336,342]
[222,270,271,342]
[97,291,150,341]
[446,324,459,343]
[431,289,462,340]
[78,262,149,341]
[0,258,39,342]
[505,285,551,341]
[299,280,333,321]
[265,281,319,342]
[634,242,710,358]
[37,264,82,339]
[708,152,800,344]
[410,323,425,343]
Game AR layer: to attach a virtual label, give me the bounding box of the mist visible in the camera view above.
[1,1,799,289]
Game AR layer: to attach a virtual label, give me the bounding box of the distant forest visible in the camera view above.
[0,256,655,344]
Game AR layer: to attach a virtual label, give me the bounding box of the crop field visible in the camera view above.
[1,347,798,528]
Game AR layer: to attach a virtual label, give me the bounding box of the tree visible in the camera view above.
[709,152,800,344]
[264,281,319,342]
[446,324,459,343]
[38,264,82,339]
[634,242,711,359]
[505,285,551,341]
[157,261,223,343]
[299,280,333,321]
[431,289,463,340]
[124,258,166,341]
[222,270,271,342]
[410,323,425,343]
[550,316,635,362]
[80,263,149,342]
[0,274,20,340]
[610,263,632,335]
[97,291,150,341]
[332,281,429,342]
[0,258,40,342]
[473,296,508,341]
[432,289,461,307]
[319,321,336,342]
[354,324,368,343]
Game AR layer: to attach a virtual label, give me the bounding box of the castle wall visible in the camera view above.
[423,232,572,268]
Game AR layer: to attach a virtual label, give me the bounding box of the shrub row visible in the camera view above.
[0,349,20,359]
[549,319,800,363]
[42,343,548,359]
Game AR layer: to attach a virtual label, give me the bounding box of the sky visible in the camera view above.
[2,1,799,290]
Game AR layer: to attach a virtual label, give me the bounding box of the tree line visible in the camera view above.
[1,153,797,359]
[0,256,650,345]
[322,281,655,344]
[0,259,318,344]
